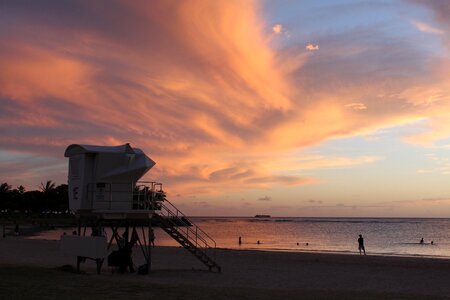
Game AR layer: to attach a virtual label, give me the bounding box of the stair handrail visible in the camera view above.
[158,203,217,264]
[165,200,216,249]
[158,199,216,250]
[158,202,213,249]
[134,181,215,250]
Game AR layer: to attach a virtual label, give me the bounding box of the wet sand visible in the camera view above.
[1,237,450,299]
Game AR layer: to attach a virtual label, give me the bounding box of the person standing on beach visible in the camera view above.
[238,236,242,245]
[358,234,366,255]
[149,228,155,247]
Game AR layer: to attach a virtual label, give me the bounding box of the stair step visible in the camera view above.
[155,208,221,272]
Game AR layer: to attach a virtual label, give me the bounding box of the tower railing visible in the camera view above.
[158,199,216,253]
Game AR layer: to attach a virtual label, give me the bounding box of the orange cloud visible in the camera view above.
[345,103,367,110]
[1,0,450,199]
[272,24,283,34]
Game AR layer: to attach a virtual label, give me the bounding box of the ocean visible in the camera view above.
[30,217,450,258]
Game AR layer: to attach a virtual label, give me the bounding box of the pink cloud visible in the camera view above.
[1,0,450,198]
[305,43,319,51]
[412,20,444,35]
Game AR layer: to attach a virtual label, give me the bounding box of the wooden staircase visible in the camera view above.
[155,200,221,272]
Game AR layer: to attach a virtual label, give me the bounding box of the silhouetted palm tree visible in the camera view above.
[39,180,56,193]
[0,182,11,194]
[17,185,26,194]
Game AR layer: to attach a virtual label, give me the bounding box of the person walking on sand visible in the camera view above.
[14,223,19,236]
[420,237,424,244]
[358,234,366,255]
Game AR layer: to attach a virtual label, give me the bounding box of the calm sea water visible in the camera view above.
[30,217,450,258]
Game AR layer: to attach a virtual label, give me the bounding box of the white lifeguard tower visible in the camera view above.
[65,143,155,213]
[61,144,220,274]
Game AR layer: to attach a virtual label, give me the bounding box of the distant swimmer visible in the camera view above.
[306,242,309,246]
[358,234,366,255]
[431,241,434,245]
[420,237,424,244]
[257,240,260,245]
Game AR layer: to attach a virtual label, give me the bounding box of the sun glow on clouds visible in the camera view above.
[345,103,367,111]
[0,0,295,193]
[305,43,319,51]
[1,0,450,215]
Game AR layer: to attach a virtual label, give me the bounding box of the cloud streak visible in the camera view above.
[412,20,444,35]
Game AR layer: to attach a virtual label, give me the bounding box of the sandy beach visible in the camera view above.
[1,237,450,299]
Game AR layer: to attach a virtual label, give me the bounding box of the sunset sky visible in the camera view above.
[1,0,450,217]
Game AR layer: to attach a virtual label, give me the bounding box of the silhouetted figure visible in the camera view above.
[257,240,260,245]
[420,237,424,244]
[358,234,366,255]
[72,230,77,235]
[117,230,128,249]
[431,241,434,245]
[100,226,107,238]
[296,242,299,246]
[306,242,309,246]
[238,236,242,245]
[109,228,139,273]
[14,223,19,236]
[91,227,99,236]
[149,228,155,247]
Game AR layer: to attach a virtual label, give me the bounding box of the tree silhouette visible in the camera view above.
[39,180,56,194]
[1,182,13,210]
[0,182,11,194]
[17,185,26,194]
[0,181,69,212]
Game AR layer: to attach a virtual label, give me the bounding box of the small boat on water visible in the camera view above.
[254,214,271,218]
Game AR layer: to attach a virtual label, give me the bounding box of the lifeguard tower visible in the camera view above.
[61,143,220,274]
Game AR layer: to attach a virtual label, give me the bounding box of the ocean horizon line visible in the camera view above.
[189,216,450,219]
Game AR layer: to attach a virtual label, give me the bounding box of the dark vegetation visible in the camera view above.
[0,181,74,225]
[0,180,68,212]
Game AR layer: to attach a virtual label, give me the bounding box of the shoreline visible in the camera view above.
[6,222,450,267]
[6,217,448,260]
[20,233,450,261]
[5,236,450,266]
[238,246,450,260]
